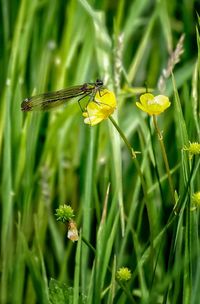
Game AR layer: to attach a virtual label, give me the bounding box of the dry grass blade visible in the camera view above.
[158,34,185,92]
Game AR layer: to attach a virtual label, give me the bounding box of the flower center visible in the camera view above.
[147,97,162,105]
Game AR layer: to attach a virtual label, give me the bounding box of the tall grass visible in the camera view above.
[0,0,199,303]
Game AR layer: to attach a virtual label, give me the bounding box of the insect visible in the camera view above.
[21,79,104,112]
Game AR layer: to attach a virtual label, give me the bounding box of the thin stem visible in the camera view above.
[109,115,155,266]
[108,115,148,206]
[109,116,136,159]
[82,236,136,303]
[152,115,176,205]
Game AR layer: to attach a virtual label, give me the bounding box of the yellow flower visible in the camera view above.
[183,142,200,159]
[136,93,171,115]
[116,267,131,282]
[83,89,117,126]
[191,192,200,209]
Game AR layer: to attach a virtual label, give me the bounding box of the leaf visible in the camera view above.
[49,279,73,304]
[49,278,87,304]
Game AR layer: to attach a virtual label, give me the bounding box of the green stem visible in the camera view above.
[109,115,155,265]
[152,115,176,205]
[108,115,148,203]
[82,236,136,303]
[109,116,136,159]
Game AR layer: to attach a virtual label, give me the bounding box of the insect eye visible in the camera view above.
[96,79,103,86]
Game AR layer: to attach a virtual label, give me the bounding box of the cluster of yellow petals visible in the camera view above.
[183,142,200,158]
[192,192,200,208]
[83,89,117,126]
[136,93,171,115]
[82,90,170,126]
[116,267,132,281]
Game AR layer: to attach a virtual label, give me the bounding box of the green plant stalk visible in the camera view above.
[108,115,149,200]
[109,115,155,271]
[152,115,176,205]
[82,236,136,303]
[109,115,136,159]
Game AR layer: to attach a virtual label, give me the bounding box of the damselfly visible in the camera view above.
[21,79,104,112]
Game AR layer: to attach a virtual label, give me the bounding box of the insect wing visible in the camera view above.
[21,85,90,111]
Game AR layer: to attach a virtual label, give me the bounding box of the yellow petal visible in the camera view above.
[136,93,171,115]
[140,93,154,106]
[84,117,103,126]
[83,89,117,126]
[135,102,147,112]
[95,89,117,109]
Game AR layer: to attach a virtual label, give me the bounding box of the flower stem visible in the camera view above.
[108,115,147,202]
[109,115,155,270]
[82,236,136,303]
[152,115,176,205]
[109,116,136,159]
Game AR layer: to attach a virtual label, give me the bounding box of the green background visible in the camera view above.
[0,0,199,303]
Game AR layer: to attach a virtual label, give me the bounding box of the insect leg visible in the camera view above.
[92,89,113,109]
[77,91,92,112]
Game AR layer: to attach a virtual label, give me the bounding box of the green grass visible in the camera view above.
[0,0,200,303]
